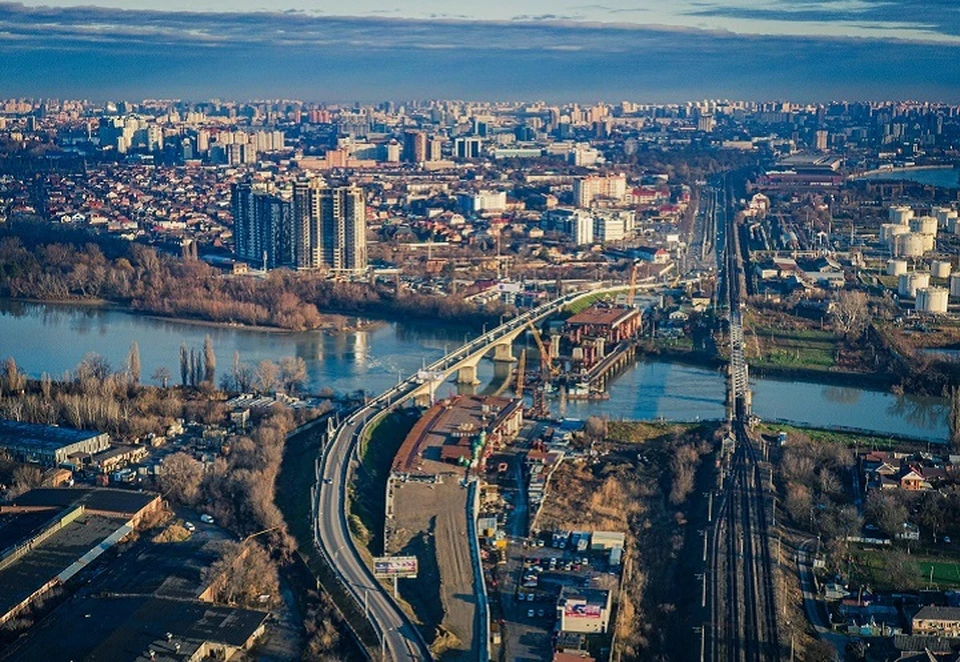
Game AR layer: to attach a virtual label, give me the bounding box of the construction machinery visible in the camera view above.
[626,261,639,307]
[526,320,559,418]
[515,349,526,399]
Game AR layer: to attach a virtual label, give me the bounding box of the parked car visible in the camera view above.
[527,609,535,618]
[200,514,214,524]
[184,521,196,532]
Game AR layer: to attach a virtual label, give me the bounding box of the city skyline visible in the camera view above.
[2,1,960,101]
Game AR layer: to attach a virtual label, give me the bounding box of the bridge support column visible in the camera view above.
[493,342,516,363]
[414,392,433,408]
[457,364,480,385]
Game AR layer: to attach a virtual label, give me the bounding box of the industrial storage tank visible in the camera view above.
[881,223,910,244]
[889,205,914,225]
[934,206,957,227]
[887,259,908,276]
[950,273,960,299]
[932,260,953,279]
[916,287,949,314]
[899,271,931,298]
[910,216,939,237]
[894,232,927,258]
[922,233,936,253]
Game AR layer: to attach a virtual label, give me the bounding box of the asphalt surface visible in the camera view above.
[313,289,628,661]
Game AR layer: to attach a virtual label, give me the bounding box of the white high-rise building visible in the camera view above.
[574,174,627,207]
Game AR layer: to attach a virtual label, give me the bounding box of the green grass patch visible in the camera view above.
[917,560,960,589]
[349,409,420,556]
[564,288,629,315]
[758,422,901,450]
[851,548,960,591]
[750,325,840,371]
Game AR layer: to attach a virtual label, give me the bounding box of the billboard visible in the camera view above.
[564,602,602,619]
[373,556,418,579]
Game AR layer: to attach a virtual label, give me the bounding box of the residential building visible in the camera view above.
[402,130,427,163]
[293,180,367,273]
[457,190,507,215]
[574,174,626,207]
[912,606,960,636]
[230,181,294,269]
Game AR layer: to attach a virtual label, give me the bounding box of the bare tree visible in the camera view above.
[206,540,279,608]
[127,341,141,385]
[865,491,909,539]
[159,452,204,504]
[1,358,26,395]
[831,290,869,338]
[152,366,171,389]
[254,360,279,394]
[7,465,43,498]
[278,356,307,394]
[203,335,216,386]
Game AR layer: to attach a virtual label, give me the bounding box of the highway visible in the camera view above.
[708,174,781,662]
[312,285,631,661]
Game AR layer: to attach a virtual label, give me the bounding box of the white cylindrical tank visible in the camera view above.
[950,217,960,235]
[934,206,957,226]
[916,287,949,313]
[950,273,960,299]
[932,260,953,279]
[899,271,931,298]
[889,205,914,225]
[895,232,927,257]
[922,233,936,252]
[882,223,910,244]
[887,259,908,276]
[910,216,938,237]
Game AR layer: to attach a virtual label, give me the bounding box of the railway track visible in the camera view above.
[708,173,781,662]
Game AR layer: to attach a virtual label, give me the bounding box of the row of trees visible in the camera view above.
[158,407,297,552]
[0,223,513,330]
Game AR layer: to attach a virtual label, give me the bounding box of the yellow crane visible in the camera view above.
[526,320,558,418]
[515,349,526,398]
[627,261,639,307]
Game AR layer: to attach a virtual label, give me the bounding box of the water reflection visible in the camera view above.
[0,300,949,442]
[886,393,947,432]
[822,386,861,406]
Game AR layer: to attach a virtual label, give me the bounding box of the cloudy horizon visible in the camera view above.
[2,1,959,102]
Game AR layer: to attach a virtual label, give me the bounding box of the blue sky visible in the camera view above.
[2,1,960,101]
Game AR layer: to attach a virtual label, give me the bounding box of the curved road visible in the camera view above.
[314,286,631,661]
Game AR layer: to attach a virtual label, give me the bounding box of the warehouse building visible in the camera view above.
[0,420,110,466]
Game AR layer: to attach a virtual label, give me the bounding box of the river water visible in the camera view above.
[0,300,948,442]
[856,166,960,189]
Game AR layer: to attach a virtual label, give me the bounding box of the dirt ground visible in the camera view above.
[387,479,477,661]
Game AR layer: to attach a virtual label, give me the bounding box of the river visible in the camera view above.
[855,166,960,189]
[0,300,948,442]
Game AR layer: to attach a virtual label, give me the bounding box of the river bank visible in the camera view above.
[639,344,897,393]
[1,296,386,335]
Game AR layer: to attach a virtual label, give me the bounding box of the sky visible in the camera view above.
[2,0,960,101]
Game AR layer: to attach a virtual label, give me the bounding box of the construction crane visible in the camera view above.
[515,349,526,398]
[526,321,558,418]
[626,261,639,307]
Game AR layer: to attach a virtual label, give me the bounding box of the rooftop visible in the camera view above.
[566,305,639,328]
[392,395,520,475]
[3,594,267,661]
[4,488,160,517]
[0,420,107,451]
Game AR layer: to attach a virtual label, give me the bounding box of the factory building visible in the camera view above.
[0,420,110,467]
